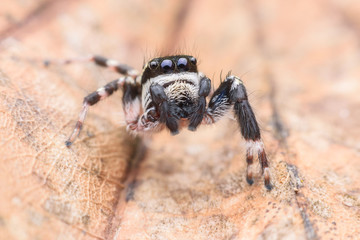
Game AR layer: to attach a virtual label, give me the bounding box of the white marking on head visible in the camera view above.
[149,72,199,86]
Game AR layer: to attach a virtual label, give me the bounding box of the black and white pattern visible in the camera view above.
[64,55,272,190]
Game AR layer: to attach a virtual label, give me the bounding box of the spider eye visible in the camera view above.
[177,57,188,70]
[149,61,159,70]
[190,57,197,65]
[160,59,174,73]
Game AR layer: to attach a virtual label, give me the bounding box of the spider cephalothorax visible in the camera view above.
[64,54,272,190]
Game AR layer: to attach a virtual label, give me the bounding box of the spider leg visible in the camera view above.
[44,55,139,77]
[91,55,139,77]
[122,79,142,130]
[125,107,163,134]
[65,76,140,146]
[203,76,272,190]
[188,75,211,131]
[150,84,179,135]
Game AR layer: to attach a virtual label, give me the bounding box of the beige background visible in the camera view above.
[0,0,359,239]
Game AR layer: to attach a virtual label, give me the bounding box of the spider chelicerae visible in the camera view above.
[60,54,272,190]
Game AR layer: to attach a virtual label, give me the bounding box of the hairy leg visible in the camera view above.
[203,76,271,190]
[150,84,179,135]
[188,75,211,131]
[65,76,140,146]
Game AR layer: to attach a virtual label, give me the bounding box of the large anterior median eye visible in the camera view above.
[161,59,174,73]
[177,57,188,71]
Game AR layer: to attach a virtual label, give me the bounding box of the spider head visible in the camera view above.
[141,55,198,84]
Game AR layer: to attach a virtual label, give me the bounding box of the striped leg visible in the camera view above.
[203,76,272,190]
[91,55,139,77]
[65,76,137,146]
[44,55,139,77]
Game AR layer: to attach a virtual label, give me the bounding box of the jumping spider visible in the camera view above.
[63,55,272,190]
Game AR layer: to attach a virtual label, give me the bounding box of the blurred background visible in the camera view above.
[0,0,359,239]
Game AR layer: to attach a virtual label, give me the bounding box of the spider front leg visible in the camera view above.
[65,76,140,146]
[188,75,211,131]
[150,84,179,135]
[204,76,272,190]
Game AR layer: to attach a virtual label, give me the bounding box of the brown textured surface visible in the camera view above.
[1,0,360,239]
